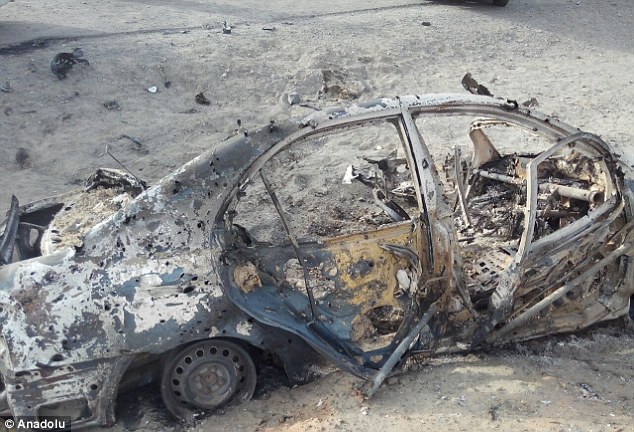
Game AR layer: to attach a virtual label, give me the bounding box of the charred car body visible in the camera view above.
[0,94,632,428]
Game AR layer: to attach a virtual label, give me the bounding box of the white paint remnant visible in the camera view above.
[396,269,410,291]
[138,274,163,287]
[236,321,253,336]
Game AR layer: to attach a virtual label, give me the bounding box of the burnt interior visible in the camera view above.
[0,168,143,264]
[450,130,610,312]
[224,115,617,368]
[457,155,527,310]
[224,120,429,369]
[531,148,607,240]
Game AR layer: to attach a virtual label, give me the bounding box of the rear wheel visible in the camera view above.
[493,0,509,5]
[160,339,257,420]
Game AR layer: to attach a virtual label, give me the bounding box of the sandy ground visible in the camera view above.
[1,0,633,431]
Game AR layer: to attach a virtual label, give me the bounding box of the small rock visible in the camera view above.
[0,82,12,93]
[51,49,90,80]
[287,92,301,106]
[15,148,30,169]
[462,72,492,96]
[579,382,600,399]
[103,100,120,110]
[489,405,499,421]
[277,413,293,424]
[342,165,357,184]
[521,97,539,107]
[195,92,211,105]
[316,399,323,408]
[147,86,158,93]
[422,21,432,26]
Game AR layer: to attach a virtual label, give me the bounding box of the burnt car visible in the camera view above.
[0,94,632,428]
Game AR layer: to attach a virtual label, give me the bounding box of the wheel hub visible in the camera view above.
[190,363,231,395]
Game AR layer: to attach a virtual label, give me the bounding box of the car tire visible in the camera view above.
[160,339,257,420]
[493,0,509,6]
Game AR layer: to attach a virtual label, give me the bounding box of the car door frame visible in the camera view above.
[404,98,631,346]
[218,106,449,378]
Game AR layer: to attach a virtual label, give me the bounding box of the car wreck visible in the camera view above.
[0,94,632,428]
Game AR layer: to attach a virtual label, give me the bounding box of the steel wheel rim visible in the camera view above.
[161,339,257,419]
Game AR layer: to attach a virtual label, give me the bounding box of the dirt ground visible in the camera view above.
[1,0,633,431]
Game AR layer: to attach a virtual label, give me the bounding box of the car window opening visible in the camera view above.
[228,121,428,358]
